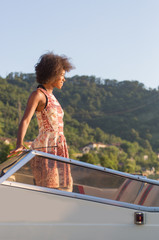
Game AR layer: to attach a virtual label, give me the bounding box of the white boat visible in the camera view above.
[0,150,159,240]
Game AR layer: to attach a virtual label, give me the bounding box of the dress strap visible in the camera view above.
[37,84,46,90]
[37,86,48,109]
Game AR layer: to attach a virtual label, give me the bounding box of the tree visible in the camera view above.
[0,141,15,163]
[79,153,99,165]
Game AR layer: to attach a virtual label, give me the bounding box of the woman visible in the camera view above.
[9,52,74,191]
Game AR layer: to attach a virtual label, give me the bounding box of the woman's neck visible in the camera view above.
[42,83,54,94]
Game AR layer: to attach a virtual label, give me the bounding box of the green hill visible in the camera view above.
[0,72,159,175]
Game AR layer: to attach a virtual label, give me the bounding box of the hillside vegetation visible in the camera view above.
[0,72,159,176]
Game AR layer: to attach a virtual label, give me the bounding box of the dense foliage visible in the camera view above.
[0,72,159,175]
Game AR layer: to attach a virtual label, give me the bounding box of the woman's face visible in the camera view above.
[52,70,66,89]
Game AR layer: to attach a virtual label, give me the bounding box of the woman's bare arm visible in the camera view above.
[8,90,45,156]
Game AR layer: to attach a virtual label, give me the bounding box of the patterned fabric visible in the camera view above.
[31,88,73,191]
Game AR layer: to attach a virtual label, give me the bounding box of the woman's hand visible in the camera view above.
[7,145,26,158]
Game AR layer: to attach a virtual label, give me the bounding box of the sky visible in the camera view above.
[0,0,159,89]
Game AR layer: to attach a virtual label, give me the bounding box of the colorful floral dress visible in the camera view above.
[31,87,73,191]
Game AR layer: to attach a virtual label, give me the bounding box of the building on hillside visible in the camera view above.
[0,138,33,149]
[82,142,121,154]
[82,142,109,154]
[0,137,12,145]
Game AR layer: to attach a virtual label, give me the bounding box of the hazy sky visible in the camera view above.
[1,0,159,89]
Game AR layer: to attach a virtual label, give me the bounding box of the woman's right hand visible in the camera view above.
[7,145,26,158]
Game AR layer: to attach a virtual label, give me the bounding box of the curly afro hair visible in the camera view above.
[35,52,74,84]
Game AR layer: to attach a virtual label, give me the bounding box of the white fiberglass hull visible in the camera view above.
[0,184,159,240]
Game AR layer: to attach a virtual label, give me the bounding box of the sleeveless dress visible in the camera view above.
[31,87,73,192]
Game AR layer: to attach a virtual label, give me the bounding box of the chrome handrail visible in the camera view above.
[2,180,159,212]
[33,150,159,186]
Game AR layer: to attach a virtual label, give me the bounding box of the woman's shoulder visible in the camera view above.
[28,89,46,102]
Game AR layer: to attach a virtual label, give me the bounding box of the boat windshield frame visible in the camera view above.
[1,150,159,212]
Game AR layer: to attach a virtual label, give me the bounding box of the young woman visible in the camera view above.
[9,52,74,191]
